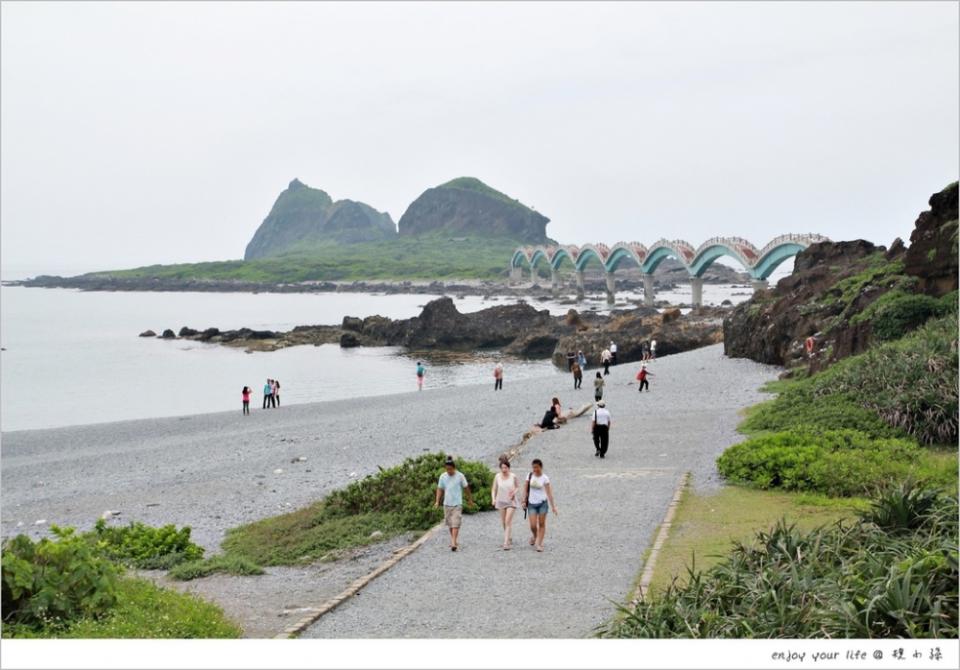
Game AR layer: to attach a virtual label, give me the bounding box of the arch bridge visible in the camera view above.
[509,234,828,306]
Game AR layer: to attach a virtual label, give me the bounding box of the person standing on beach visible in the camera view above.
[592,401,612,458]
[593,372,605,402]
[609,341,618,366]
[273,379,281,407]
[416,361,426,391]
[494,361,504,391]
[650,339,657,360]
[566,351,576,371]
[262,379,273,409]
[491,457,520,549]
[522,459,558,552]
[636,364,654,392]
[434,456,474,551]
[241,386,251,415]
[572,361,583,390]
[600,348,612,375]
[577,350,587,370]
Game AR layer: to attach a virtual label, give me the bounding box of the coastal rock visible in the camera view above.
[139,330,156,337]
[179,327,199,337]
[340,332,361,348]
[198,327,220,341]
[342,316,363,332]
[903,182,958,297]
[398,177,550,242]
[160,329,176,339]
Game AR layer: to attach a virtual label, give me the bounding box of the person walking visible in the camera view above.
[641,341,650,361]
[600,348,612,375]
[493,361,504,391]
[522,459,558,552]
[273,379,281,407]
[592,401,612,458]
[572,361,583,389]
[241,386,251,415]
[434,456,474,551]
[416,361,426,391]
[650,339,657,360]
[593,372,605,402]
[262,379,273,409]
[491,457,520,549]
[609,341,618,366]
[577,350,587,369]
[636,363,654,392]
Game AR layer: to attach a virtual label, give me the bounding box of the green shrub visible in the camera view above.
[223,453,495,566]
[853,291,949,341]
[88,519,204,569]
[2,527,119,629]
[741,388,901,438]
[599,485,959,638]
[717,429,950,497]
[168,554,264,581]
[3,577,241,639]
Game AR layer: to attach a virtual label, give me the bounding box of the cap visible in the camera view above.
[597,400,606,407]
[444,456,455,466]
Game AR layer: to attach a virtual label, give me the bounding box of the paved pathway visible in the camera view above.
[303,346,777,638]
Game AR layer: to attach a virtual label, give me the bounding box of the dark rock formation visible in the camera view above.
[903,182,958,297]
[178,327,199,337]
[244,179,396,259]
[138,330,156,337]
[398,177,549,242]
[160,329,176,339]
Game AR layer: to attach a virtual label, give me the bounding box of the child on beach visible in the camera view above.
[241,386,251,415]
[416,362,426,391]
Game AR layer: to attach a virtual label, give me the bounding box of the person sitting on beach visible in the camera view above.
[538,402,558,430]
[241,386,251,415]
[593,372,604,402]
[262,379,273,409]
[552,397,567,425]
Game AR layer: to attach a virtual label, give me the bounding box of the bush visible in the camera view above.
[168,555,264,581]
[717,429,951,497]
[855,292,949,341]
[599,485,959,638]
[223,453,495,566]
[3,578,242,639]
[88,519,204,569]
[2,527,119,629]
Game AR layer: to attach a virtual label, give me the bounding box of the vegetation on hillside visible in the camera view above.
[94,236,521,283]
[439,177,537,211]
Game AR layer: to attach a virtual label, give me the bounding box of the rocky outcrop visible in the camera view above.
[244,179,396,259]
[724,183,959,369]
[138,330,156,337]
[398,177,549,242]
[903,182,958,297]
[157,297,725,363]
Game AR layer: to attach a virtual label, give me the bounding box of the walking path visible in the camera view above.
[303,346,777,638]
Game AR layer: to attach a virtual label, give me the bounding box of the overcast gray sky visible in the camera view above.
[2,1,957,277]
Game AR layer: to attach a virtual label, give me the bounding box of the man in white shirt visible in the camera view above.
[591,401,612,458]
[609,341,618,366]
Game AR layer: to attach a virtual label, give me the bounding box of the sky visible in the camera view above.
[1,1,957,277]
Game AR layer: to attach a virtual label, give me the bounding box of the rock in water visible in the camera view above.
[398,177,550,242]
[160,329,176,339]
[244,178,396,259]
[139,330,156,337]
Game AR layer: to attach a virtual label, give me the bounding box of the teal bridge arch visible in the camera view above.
[510,234,829,306]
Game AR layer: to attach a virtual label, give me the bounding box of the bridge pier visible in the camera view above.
[604,272,616,305]
[642,273,655,307]
[751,279,769,293]
[551,268,559,295]
[510,266,522,283]
[575,270,585,301]
[690,277,704,308]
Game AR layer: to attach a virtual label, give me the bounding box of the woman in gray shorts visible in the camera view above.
[522,458,559,552]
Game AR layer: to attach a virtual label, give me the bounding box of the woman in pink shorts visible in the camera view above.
[490,456,520,550]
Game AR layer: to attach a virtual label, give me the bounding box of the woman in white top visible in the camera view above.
[522,458,558,552]
[491,457,520,549]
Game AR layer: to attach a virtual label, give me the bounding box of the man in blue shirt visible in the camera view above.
[262,379,273,409]
[434,456,475,551]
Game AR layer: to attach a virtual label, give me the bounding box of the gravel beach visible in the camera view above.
[1,344,779,637]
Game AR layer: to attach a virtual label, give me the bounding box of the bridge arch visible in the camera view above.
[640,239,693,274]
[688,238,757,278]
[751,241,805,280]
[606,242,646,272]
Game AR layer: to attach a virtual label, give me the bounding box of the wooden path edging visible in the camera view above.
[274,402,597,638]
[631,471,690,604]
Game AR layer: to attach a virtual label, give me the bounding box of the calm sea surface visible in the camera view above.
[0,281,758,431]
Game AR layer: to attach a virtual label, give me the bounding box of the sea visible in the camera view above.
[0,267,779,431]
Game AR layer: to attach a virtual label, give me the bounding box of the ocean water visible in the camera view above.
[0,281,760,432]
